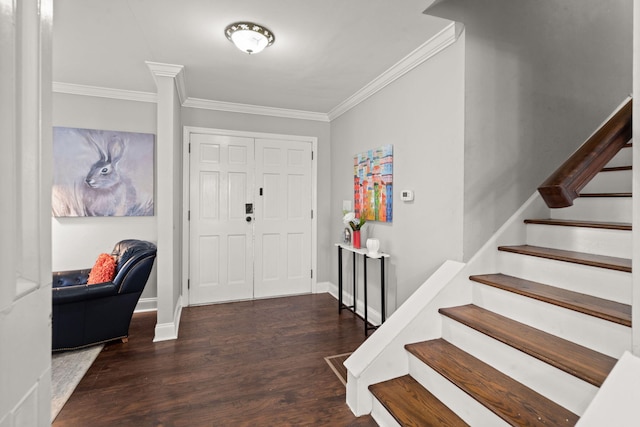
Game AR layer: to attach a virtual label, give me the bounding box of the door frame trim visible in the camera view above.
[182,126,318,305]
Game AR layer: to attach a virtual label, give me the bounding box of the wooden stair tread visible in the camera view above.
[498,244,631,272]
[523,218,631,231]
[470,273,631,326]
[579,192,631,198]
[438,304,617,386]
[406,339,579,426]
[369,375,469,427]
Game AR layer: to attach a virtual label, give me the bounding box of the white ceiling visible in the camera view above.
[53,0,449,115]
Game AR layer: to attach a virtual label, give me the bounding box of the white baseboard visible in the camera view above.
[135,297,157,313]
[174,297,183,336]
[315,281,330,293]
[326,281,382,326]
[327,281,339,300]
[153,322,177,342]
[153,296,183,342]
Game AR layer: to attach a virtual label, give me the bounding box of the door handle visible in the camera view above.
[246,216,252,222]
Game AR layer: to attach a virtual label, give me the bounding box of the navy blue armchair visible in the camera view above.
[52,239,157,351]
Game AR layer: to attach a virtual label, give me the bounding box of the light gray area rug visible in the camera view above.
[51,344,103,422]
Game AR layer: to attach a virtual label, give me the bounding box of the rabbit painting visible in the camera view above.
[52,127,154,217]
[81,132,137,216]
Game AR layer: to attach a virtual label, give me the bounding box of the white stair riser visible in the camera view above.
[370,399,401,427]
[407,354,511,427]
[525,224,631,259]
[441,318,598,415]
[550,197,631,223]
[497,251,632,304]
[604,146,632,168]
[472,283,632,358]
[581,170,632,193]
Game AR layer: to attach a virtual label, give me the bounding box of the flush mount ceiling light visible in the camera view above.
[224,22,275,54]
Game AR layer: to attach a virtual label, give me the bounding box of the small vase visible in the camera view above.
[353,230,361,249]
[366,238,380,256]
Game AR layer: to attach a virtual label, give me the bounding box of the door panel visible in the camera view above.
[263,173,280,219]
[287,233,304,278]
[200,172,219,219]
[287,173,306,218]
[262,233,280,280]
[228,234,248,284]
[189,133,254,304]
[198,235,219,285]
[254,139,312,298]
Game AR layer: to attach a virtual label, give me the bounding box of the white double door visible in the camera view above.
[189,132,312,304]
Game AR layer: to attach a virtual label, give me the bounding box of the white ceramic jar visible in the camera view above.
[366,238,380,256]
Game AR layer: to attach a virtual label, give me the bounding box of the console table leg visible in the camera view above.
[352,251,356,314]
[364,254,368,335]
[381,257,386,322]
[338,246,343,313]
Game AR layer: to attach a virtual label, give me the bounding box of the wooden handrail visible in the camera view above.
[538,99,632,208]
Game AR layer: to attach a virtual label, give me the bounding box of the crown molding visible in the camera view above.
[145,61,187,104]
[327,21,461,121]
[183,97,330,122]
[51,81,328,121]
[52,81,157,103]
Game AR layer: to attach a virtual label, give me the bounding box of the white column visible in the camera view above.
[146,62,185,341]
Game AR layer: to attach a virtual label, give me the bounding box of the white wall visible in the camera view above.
[52,93,158,302]
[330,36,465,310]
[427,0,633,260]
[181,108,332,281]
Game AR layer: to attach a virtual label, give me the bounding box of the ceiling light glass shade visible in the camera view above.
[225,22,275,54]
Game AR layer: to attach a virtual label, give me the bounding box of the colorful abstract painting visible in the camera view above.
[354,145,393,222]
[52,127,155,217]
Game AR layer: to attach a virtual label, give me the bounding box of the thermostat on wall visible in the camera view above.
[401,190,414,202]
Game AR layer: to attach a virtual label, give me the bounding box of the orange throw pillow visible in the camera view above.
[87,253,116,285]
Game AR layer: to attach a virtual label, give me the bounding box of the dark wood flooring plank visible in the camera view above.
[406,339,579,426]
[369,375,469,426]
[53,294,376,427]
[470,273,632,326]
[497,244,632,272]
[438,304,617,386]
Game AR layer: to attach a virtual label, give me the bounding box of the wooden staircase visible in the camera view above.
[367,143,633,425]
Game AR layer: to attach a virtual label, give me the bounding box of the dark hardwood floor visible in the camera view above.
[53,293,377,426]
